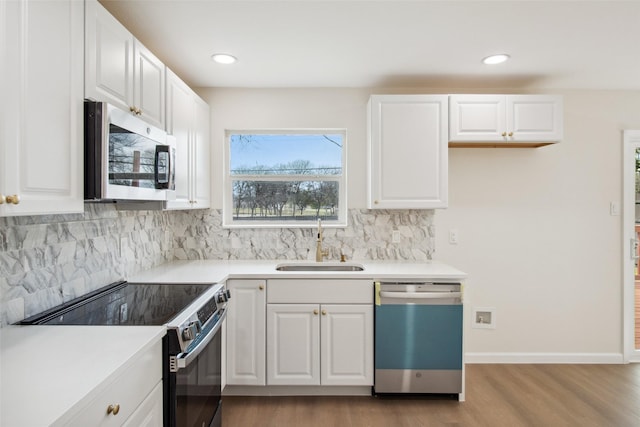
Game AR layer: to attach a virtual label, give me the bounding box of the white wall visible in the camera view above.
[436,90,640,362]
[197,87,640,361]
[198,87,371,209]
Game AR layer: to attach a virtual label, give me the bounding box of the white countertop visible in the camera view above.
[0,259,464,426]
[0,325,165,427]
[128,259,467,284]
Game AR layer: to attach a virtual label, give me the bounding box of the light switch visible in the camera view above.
[610,202,620,216]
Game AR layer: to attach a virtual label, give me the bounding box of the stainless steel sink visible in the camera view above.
[275,262,365,272]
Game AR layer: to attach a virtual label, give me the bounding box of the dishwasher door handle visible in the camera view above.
[379,291,461,300]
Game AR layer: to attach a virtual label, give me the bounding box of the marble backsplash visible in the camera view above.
[0,203,174,326]
[0,206,434,326]
[172,209,435,262]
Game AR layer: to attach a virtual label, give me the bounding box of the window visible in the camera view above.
[224,130,346,227]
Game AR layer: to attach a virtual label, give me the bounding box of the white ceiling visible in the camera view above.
[100,0,640,90]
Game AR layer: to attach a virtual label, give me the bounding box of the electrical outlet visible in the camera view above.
[119,303,128,323]
[449,229,459,244]
[119,236,128,258]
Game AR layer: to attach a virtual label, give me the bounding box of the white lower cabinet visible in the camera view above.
[121,382,163,427]
[225,279,267,386]
[267,303,373,386]
[320,304,373,386]
[267,304,320,385]
[68,340,162,427]
[266,279,374,387]
[226,278,374,389]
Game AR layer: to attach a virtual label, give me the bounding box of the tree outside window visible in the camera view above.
[225,132,346,227]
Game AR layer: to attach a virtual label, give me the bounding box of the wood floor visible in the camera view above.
[223,364,640,427]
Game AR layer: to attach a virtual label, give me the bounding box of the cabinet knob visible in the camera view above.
[313,309,319,315]
[0,194,4,204]
[129,106,137,113]
[321,310,327,316]
[508,132,514,137]
[5,194,19,205]
[374,200,379,205]
[258,285,264,291]
[136,108,142,116]
[501,132,507,137]
[106,404,120,415]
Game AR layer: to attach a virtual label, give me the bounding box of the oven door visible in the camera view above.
[168,312,225,427]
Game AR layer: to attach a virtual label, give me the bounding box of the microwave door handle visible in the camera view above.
[154,145,169,188]
[154,146,160,186]
[176,309,227,370]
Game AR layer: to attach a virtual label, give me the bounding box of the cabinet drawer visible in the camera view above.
[267,279,373,304]
[121,382,163,427]
[68,340,162,427]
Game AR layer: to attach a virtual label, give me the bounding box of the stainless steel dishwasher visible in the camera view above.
[374,281,463,395]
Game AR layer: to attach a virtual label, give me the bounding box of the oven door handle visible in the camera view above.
[177,309,227,370]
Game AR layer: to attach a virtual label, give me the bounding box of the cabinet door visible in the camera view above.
[226,280,267,385]
[368,95,448,209]
[85,0,133,112]
[449,94,563,145]
[267,304,320,385]
[321,304,373,386]
[449,95,506,142]
[121,382,163,427]
[133,40,165,129]
[507,95,563,142]
[165,69,194,209]
[192,96,211,208]
[0,0,83,216]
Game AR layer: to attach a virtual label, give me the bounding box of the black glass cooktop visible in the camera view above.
[20,281,213,326]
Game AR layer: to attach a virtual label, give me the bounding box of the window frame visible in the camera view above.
[223,129,347,228]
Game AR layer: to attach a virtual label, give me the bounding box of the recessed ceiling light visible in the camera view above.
[482,54,510,65]
[211,53,237,64]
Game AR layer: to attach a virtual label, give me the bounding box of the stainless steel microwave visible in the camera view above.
[84,101,175,202]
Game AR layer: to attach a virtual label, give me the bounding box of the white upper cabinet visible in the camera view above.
[165,69,211,210]
[133,41,166,128]
[0,0,84,216]
[193,96,212,207]
[85,0,165,128]
[367,95,448,209]
[449,94,563,147]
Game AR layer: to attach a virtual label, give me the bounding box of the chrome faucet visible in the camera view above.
[315,219,329,262]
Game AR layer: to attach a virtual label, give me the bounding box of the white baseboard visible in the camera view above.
[465,352,625,364]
